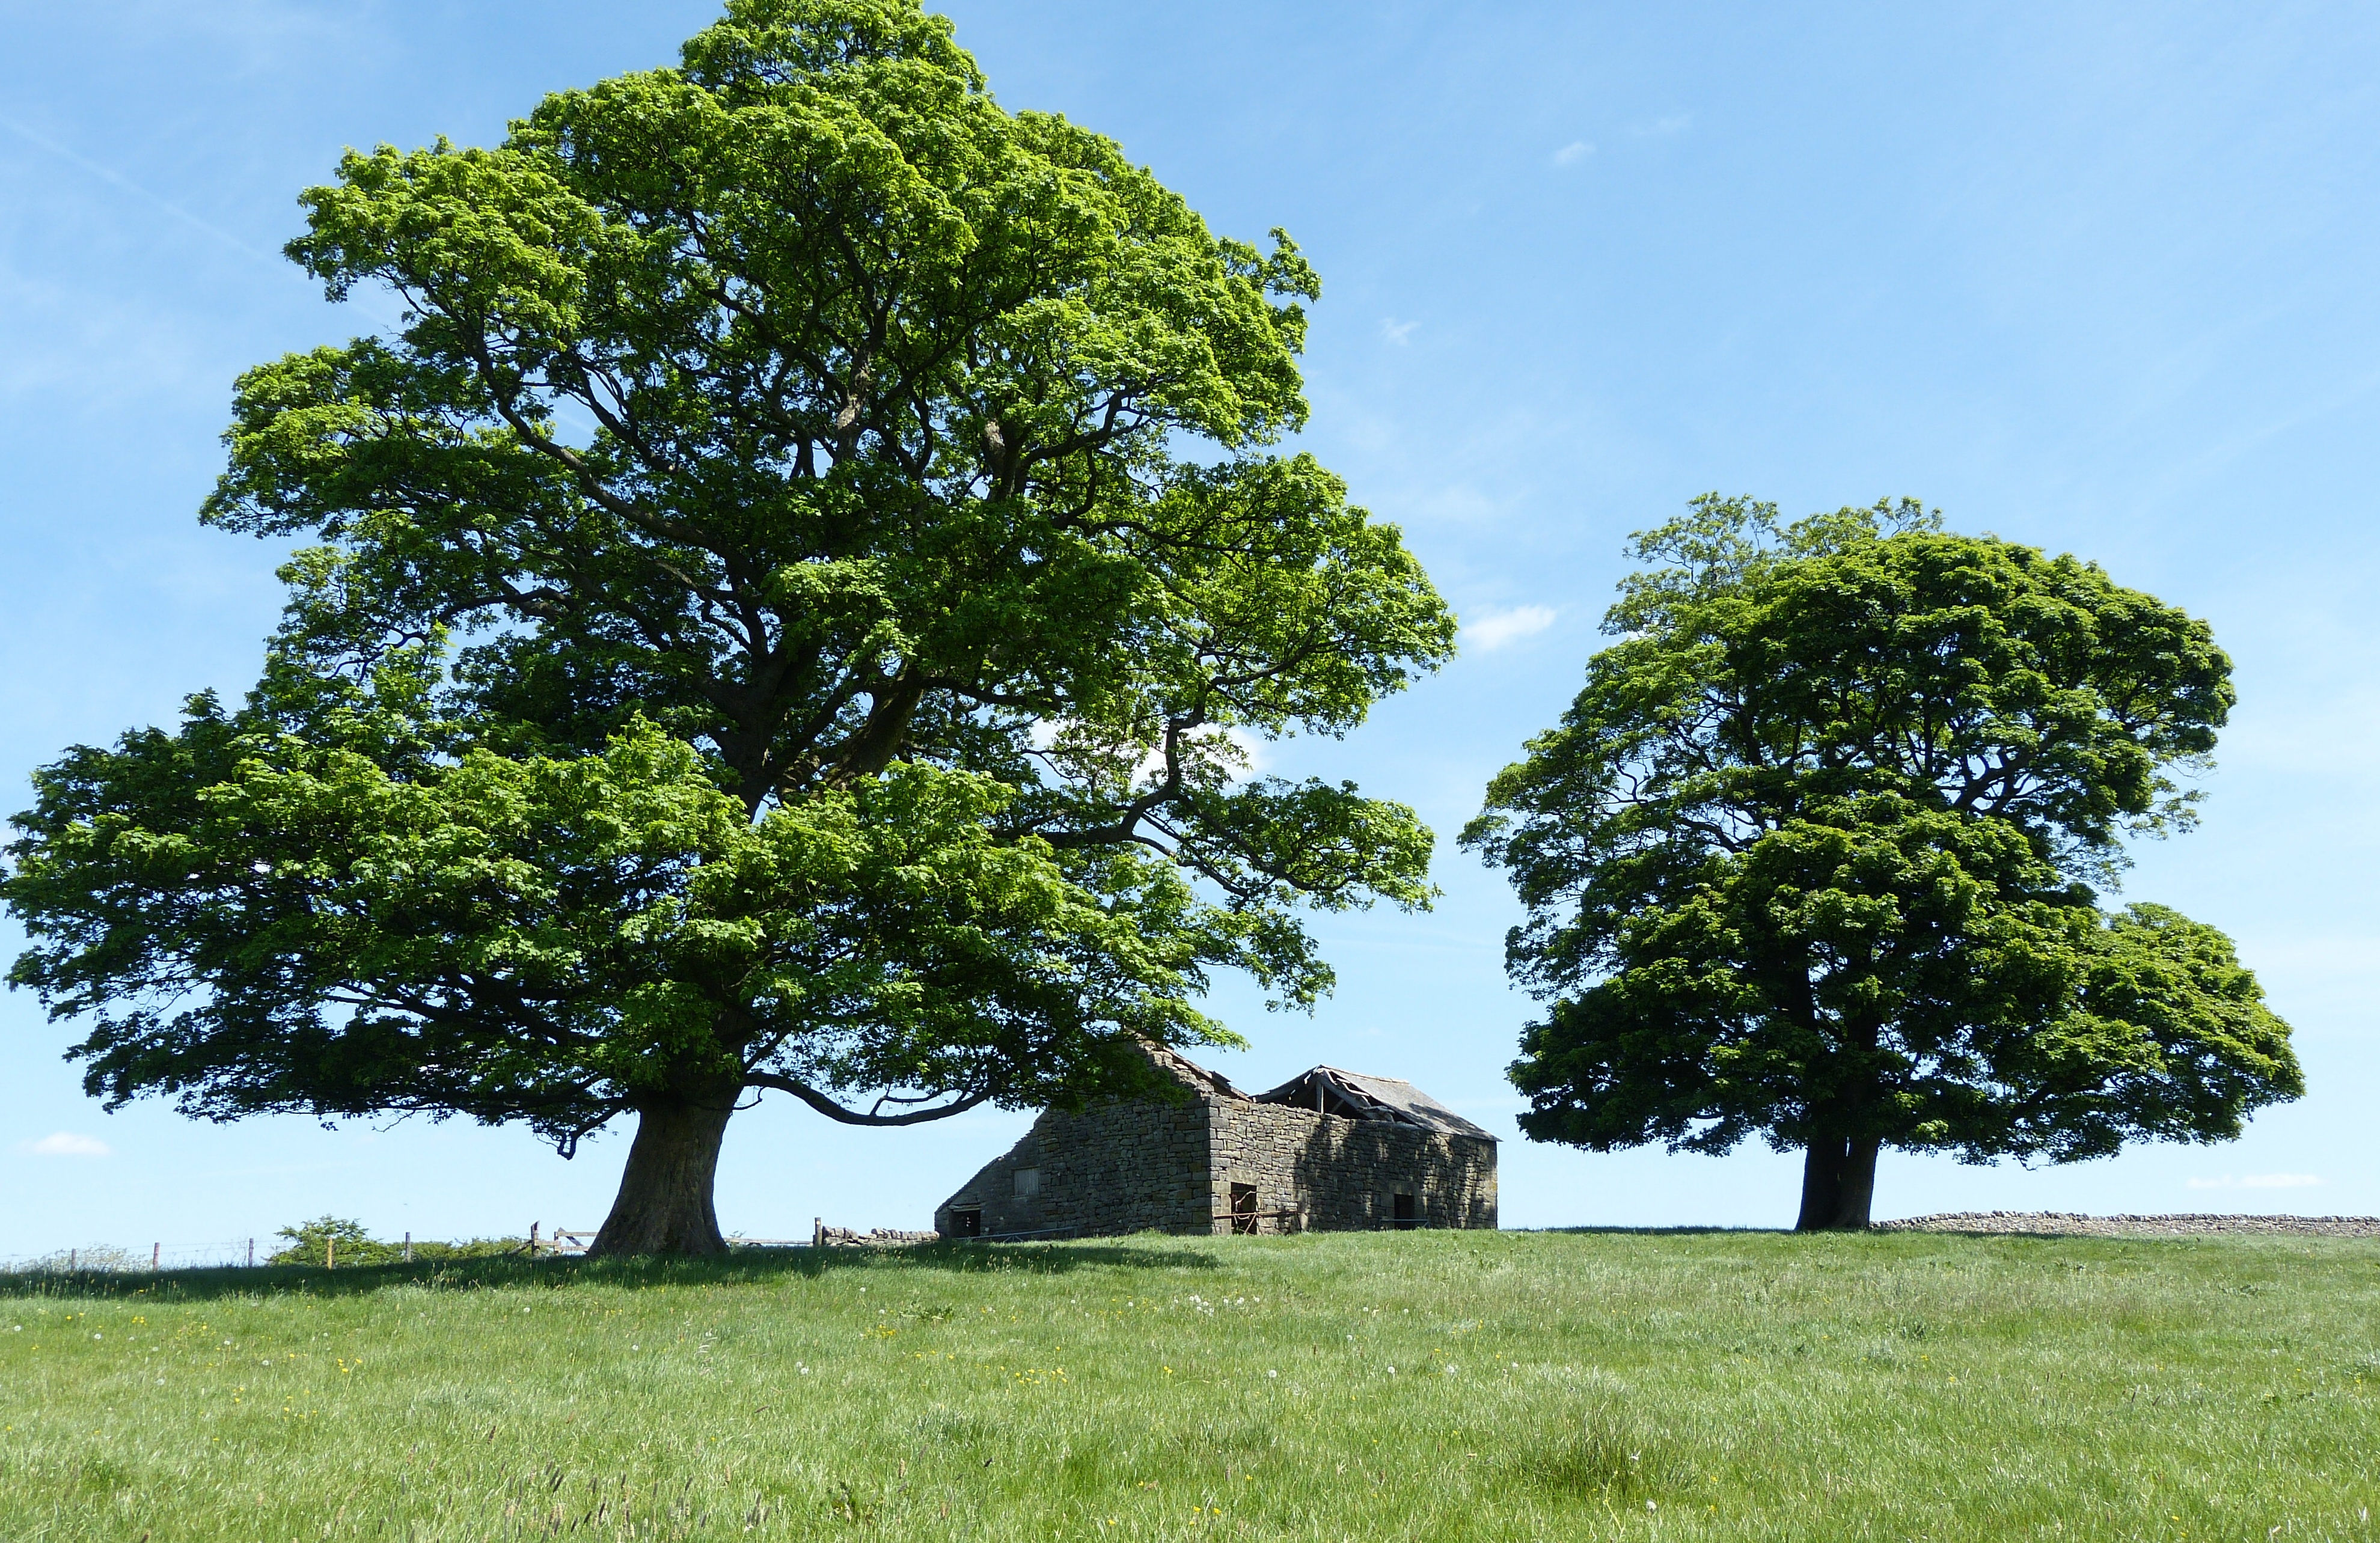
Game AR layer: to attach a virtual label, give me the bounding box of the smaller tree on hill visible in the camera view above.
[1463,497,2301,1229]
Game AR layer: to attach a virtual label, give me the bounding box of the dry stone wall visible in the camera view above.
[813,1225,939,1247]
[1877,1211,2380,1238]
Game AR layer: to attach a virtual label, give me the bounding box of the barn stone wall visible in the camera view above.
[1208,1101,1497,1233]
[934,1084,1497,1238]
[932,1093,1212,1239]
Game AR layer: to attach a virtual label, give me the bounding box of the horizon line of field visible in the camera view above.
[0,1226,733,1275]
[0,1216,959,1274]
[8,1208,2380,1274]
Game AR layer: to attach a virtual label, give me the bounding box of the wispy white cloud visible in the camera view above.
[1628,113,1693,139]
[1380,317,1419,346]
[1229,724,1272,766]
[2186,1173,2322,1190]
[20,1132,111,1158]
[126,0,381,79]
[1464,605,1558,652]
[1389,483,1511,527]
[1551,140,1593,167]
[1027,721,1270,786]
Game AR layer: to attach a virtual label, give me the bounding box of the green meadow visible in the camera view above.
[2,1229,2375,1541]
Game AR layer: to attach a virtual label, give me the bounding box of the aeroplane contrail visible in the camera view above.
[0,112,281,264]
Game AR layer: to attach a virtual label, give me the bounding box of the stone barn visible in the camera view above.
[932,1043,1497,1239]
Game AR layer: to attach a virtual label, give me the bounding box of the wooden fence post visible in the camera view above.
[529,1221,540,1258]
[326,1236,335,1271]
[151,1242,159,1271]
[246,1238,254,1268]
[403,1232,412,1263]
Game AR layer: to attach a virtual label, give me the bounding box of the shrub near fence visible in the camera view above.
[1,1217,537,1276]
[263,1216,527,1267]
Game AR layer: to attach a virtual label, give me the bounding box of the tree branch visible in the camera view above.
[745,1071,991,1126]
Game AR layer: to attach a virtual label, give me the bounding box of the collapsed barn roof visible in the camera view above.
[1253,1066,1496,1141]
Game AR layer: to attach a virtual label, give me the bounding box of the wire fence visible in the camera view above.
[0,1239,263,1274]
[0,1234,551,1273]
[0,1233,541,1273]
[1,1217,949,1274]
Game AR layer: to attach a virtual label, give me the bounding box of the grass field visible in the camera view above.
[2,1228,2375,1541]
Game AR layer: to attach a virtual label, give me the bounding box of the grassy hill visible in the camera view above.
[3,1228,2375,1540]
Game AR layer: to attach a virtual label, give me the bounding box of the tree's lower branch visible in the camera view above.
[745,1071,990,1126]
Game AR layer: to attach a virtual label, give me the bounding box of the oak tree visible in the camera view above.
[1463,497,2299,1229]
[4,0,1453,1254]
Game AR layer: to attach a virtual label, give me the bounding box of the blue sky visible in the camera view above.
[3,1,2375,1255]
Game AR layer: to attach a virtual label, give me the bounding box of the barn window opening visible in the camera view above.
[1230,1183,1259,1235]
[950,1208,982,1238]
[1014,1168,1040,1200]
[1392,1191,1418,1229]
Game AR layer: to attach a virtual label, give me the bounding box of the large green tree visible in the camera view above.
[2,0,1453,1255]
[1463,497,2298,1229]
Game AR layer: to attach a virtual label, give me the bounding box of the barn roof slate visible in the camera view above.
[1252,1065,1497,1141]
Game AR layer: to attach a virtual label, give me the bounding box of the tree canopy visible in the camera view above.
[1463,497,2298,1229]
[2,0,1454,1254]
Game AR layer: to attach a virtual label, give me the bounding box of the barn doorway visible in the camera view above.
[1230,1183,1259,1234]
[1392,1192,1417,1229]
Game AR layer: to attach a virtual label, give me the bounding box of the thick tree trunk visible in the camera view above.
[587,1096,736,1257]
[1794,1135,1879,1231]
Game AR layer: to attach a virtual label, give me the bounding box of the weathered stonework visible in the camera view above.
[933,1046,1497,1238]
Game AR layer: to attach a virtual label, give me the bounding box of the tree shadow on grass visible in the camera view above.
[0,1237,1223,1303]
[1532,1224,2248,1248]
[1532,1225,1790,1236]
